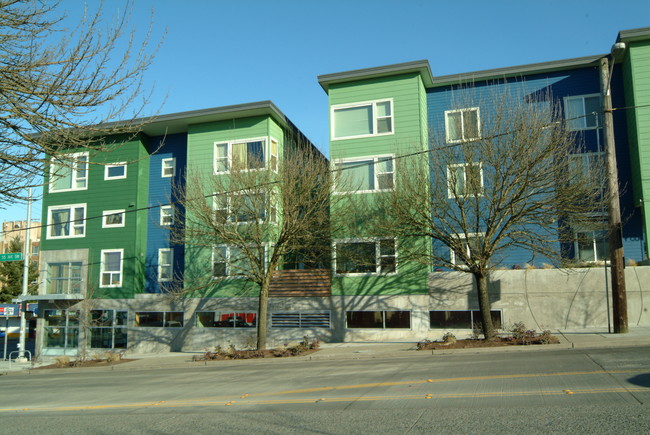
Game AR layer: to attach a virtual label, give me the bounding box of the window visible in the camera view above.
[43,310,79,350]
[346,311,410,329]
[160,206,173,226]
[214,138,267,173]
[47,204,86,239]
[447,163,483,198]
[104,163,127,180]
[196,312,257,328]
[49,152,89,192]
[89,310,127,349]
[46,262,83,295]
[445,108,480,143]
[158,248,173,282]
[100,249,123,287]
[270,139,278,172]
[31,244,39,256]
[102,210,125,228]
[212,245,255,278]
[564,94,601,130]
[429,310,502,329]
[332,99,393,139]
[271,312,331,328]
[213,192,273,224]
[334,156,394,193]
[334,238,396,275]
[450,233,484,266]
[575,229,609,262]
[161,158,175,178]
[135,311,183,327]
[569,152,605,182]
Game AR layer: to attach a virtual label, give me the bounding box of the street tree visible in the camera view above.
[376,89,607,339]
[0,0,160,206]
[175,145,332,350]
[0,238,38,303]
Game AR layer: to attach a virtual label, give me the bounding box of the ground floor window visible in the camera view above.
[575,229,609,262]
[346,311,410,329]
[196,312,257,328]
[135,311,183,327]
[46,262,82,295]
[43,310,79,350]
[89,310,128,348]
[429,310,502,329]
[271,312,331,328]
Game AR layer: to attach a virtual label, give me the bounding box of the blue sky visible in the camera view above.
[2,0,649,225]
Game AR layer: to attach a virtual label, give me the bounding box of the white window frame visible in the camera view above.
[564,94,601,131]
[160,206,173,226]
[212,245,264,279]
[269,138,279,172]
[161,158,175,178]
[450,233,485,266]
[213,137,269,174]
[447,162,484,198]
[47,204,87,239]
[444,108,481,143]
[100,249,123,288]
[158,248,173,282]
[331,98,394,140]
[212,192,273,224]
[333,155,395,194]
[102,209,125,228]
[104,162,127,180]
[49,152,89,193]
[333,238,397,276]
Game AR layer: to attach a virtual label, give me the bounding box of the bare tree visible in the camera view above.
[376,89,607,339]
[0,0,160,205]
[174,145,331,350]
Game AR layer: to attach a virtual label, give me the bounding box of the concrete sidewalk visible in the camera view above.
[2,327,649,375]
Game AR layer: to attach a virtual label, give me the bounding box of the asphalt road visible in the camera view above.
[1,346,649,434]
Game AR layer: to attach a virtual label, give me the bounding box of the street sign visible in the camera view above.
[0,304,19,316]
[0,252,22,262]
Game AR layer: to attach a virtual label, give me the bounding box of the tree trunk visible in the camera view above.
[474,271,496,340]
[256,276,271,350]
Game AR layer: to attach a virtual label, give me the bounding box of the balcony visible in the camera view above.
[269,269,331,297]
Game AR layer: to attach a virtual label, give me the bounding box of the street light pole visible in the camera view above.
[600,49,628,333]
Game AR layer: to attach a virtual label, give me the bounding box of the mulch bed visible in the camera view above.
[417,336,560,350]
[35,359,135,369]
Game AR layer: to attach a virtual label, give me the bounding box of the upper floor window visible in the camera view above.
[575,229,609,262]
[47,204,86,239]
[161,158,175,178]
[46,262,82,295]
[450,233,485,267]
[100,249,123,288]
[564,94,601,130]
[331,99,393,140]
[214,138,268,173]
[334,156,394,193]
[104,163,127,180]
[160,206,173,226]
[49,152,89,192]
[213,192,275,224]
[334,238,396,275]
[447,162,484,198]
[158,248,173,282]
[212,245,256,278]
[445,108,480,143]
[102,210,125,228]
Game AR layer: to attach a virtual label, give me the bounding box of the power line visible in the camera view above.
[7,102,646,237]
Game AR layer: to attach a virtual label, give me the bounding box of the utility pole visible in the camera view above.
[18,188,32,360]
[600,53,628,333]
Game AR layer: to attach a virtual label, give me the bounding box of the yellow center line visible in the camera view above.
[1,369,646,413]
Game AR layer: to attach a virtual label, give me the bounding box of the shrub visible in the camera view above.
[54,355,71,367]
[442,332,456,344]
